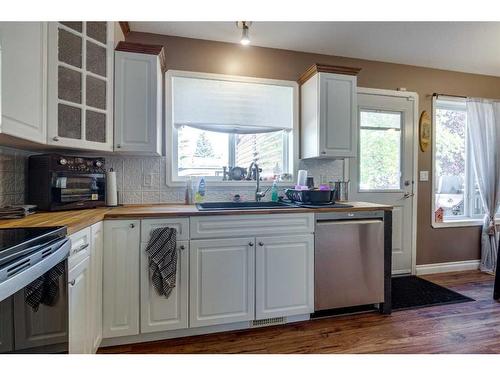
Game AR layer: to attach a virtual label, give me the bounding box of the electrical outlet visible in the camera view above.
[144,173,153,187]
[419,170,429,182]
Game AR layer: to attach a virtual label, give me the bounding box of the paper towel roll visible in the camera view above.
[297,170,308,186]
[106,170,118,206]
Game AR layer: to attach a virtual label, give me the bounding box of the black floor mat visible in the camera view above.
[392,275,474,310]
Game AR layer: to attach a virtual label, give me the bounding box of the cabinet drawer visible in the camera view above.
[141,218,189,242]
[190,214,314,239]
[68,227,91,269]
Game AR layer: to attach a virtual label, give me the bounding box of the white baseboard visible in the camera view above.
[415,260,480,275]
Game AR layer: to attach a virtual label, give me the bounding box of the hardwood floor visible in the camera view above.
[98,271,500,354]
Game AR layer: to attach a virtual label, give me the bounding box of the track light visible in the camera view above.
[236,21,252,46]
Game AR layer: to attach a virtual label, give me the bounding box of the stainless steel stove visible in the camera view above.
[0,226,70,353]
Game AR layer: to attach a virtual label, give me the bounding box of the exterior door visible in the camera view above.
[349,90,416,274]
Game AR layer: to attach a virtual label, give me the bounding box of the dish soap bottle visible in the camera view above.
[194,177,206,203]
[271,180,279,202]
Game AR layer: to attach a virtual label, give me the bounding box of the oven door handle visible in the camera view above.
[0,238,70,302]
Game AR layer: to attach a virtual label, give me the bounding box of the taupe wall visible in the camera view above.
[126,31,500,265]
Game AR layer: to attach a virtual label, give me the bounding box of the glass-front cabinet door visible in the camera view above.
[47,22,114,151]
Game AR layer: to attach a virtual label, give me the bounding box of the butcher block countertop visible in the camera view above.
[0,208,110,235]
[0,202,392,234]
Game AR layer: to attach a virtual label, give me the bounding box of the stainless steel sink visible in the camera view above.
[196,201,297,211]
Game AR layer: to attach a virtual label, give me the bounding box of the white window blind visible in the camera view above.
[172,76,294,134]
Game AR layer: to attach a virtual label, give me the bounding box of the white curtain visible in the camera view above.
[466,99,500,274]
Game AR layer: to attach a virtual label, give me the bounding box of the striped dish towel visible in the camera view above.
[25,261,65,311]
[145,227,177,298]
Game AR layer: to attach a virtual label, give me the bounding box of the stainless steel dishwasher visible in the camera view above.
[314,210,385,311]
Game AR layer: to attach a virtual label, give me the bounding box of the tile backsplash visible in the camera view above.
[0,146,30,206]
[0,147,345,206]
[106,155,345,205]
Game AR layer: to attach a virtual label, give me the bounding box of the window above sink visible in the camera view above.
[165,70,299,187]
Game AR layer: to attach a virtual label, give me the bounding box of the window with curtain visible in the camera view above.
[433,96,485,223]
[169,72,296,182]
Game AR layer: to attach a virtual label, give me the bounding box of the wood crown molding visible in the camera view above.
[119,21,130,37]
[298,63,362,85]
[115,41,167,73]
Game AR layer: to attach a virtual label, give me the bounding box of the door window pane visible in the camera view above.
[86,41,107,77]
[86,22,107,44]
[58,104,81,139]
[58,66,82,103]
[86,110,106,143]
[58,28,82,68]
[359,111,402,190]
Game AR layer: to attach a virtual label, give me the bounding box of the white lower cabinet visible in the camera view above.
[99,214,314,344]
[255,235,314,319]
[90,222,103,352]
[102,220,140,338]
[189,238,255,328]
[69,256,91,354]
[140,240,189,333]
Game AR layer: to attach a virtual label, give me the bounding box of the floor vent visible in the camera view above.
[250,317,286,327]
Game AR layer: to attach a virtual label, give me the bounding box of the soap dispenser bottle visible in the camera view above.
[271,180,279,202]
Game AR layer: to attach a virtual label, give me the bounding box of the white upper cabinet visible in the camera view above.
[47,22,114,151]
[300,64,360,159]
[0,22,47,143]
[114,43,165,155]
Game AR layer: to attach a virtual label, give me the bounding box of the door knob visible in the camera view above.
[402,192,414,199]
[53,136,60,141]
[179,245,185,250]
[129,223,135,228]
[248,242,254,246]
[258,242,264,246]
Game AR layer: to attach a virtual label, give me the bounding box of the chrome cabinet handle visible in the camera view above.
[116,144,122,148]
[258,242,264,246]
[69,280,76,286]
[179,245,185,250]
[53,136,59,141]
[248,242,254,247]
[129,223,135,228]
[74,243,89,254]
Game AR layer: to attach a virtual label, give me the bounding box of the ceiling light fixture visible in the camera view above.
[236,21,252,46]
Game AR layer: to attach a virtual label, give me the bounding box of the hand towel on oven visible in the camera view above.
[145,227,177,298]
[25,261,65,311]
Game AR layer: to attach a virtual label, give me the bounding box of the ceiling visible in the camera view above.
[129,22,500,77]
